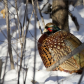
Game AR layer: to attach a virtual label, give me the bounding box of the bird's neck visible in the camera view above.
[38,33,48,44]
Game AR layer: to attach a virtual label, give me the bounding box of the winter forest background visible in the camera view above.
[0,0,84,84]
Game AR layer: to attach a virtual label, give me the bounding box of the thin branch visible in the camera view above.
[15,0,22,42]
[4,0,15,69]
[15,62,28,70]
[41,1,49,11]
[2,50,8,84]
[23,65,28,84]
[37,0,45,30]
[46,42,84,71]
[7,0,21,10]
[14,16,19,71]
[78,68,84,84]
[69,12,79,31]
[32,0,43,34]
[17,0,30,84]
[12,45,21,58]
[21,2,30,82]
[31,0,37,84]
[0,28,7,39]
[1,26,21,60]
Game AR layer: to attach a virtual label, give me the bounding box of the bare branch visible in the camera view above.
[15,0,22,42]
[32,0,43,34]
[0,27,7,39]
[69,12,79,31]
[17,0,30,84]
[37,0,45,28]
[2,50,8,84]
[31,0,37,84]
[4,0,15,69]
[78,68,84,84]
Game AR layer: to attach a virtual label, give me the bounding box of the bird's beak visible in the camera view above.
[43,29,48,33]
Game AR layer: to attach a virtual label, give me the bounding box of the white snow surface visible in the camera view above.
[0,1,84,84]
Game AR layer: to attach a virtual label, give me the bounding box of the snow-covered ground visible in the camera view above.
[0,1,84,84]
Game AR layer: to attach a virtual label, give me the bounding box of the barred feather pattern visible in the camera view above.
[38,30,84,73]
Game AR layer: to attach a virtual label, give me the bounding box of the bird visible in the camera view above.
[38,23,84,74]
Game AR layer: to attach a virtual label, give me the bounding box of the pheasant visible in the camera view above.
[38,23,84,73]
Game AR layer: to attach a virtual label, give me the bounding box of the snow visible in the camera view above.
[69,5,84,42]
[0,0,84,84]
[4,70,17,81]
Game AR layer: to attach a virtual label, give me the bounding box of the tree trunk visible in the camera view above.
[4,0,15,69]
[52,0,69,32]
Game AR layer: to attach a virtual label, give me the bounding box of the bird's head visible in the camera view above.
[43,23,60,34]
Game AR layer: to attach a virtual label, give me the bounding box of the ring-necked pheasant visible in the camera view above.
[38,23,84,73]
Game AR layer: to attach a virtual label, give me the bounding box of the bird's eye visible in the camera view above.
[47,27,53,32]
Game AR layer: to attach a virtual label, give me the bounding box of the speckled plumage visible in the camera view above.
[38,23,84,73]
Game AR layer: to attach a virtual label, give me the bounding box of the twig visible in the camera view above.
[1,26,21,61]
[46,42,84,71]
[37,0,45,31]
[17,0,30,84]
[2,50,8,84]
[31,0,37,84]
[14,16,19,71]
[32,0,43,34]
[20,4,29,83]
[14,62,28,71]
[12,45,21,58]
[36,17,43,34]
[7,0,21,10]
[24,65,28,84]
[69,12,79,31]
[15,0,22,43]
[0,28,7,39]
[4,0,15,69]
[78,68,84,84]
[41,1,49,11]
[15,0,24,83]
